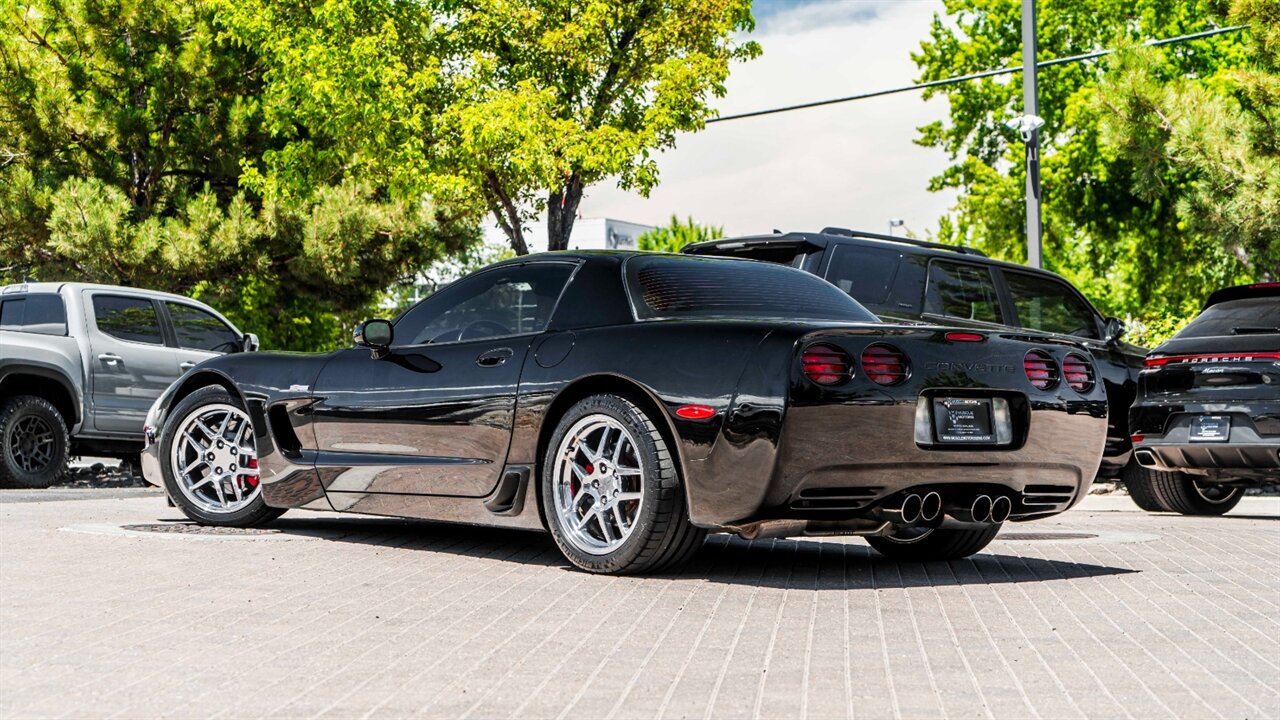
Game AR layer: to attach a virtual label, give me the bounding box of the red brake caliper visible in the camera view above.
[241,457,260,488]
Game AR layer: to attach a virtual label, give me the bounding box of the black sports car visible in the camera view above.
[1128,282,1279,515]
[141,252,1108,574]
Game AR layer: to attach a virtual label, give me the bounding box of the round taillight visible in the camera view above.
[1023,349,1059,390]
[801,344,852,385]
[1063,353,1094,393]
[861,344,909,385]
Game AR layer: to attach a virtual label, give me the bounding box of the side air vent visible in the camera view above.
[790,487,883,512]
[267,404,302,458]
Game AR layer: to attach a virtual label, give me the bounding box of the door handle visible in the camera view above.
[179,361,197,371]
[476,348,514,367]
[98,353,122,365]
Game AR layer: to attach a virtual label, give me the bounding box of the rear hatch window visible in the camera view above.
[625,255,877,322]
[1176,297,1279,339]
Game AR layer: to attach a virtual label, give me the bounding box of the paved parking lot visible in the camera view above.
[1,489,1277,719]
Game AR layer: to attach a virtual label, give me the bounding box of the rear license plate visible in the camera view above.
[933,398,995,443]
[1189,415,1231,442]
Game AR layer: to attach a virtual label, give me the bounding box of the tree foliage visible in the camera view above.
[1096,0,1280,280]
[636,215,724,253]
[0,0,478,351]
[217,0,760,256]
[914,0,1254,320]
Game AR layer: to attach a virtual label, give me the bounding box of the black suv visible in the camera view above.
[684,227,1149,485]
[1128,282,1279,515]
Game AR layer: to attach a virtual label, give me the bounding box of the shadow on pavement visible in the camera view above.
[261,516,1136,588]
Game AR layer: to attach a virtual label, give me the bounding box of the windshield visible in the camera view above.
[1177,297,1280,338]
[625,255,877,323]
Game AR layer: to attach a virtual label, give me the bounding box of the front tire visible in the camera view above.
[541,394,705,575]
[160,386,283,527]
[866,524,1001,561]
[0,395,69,489]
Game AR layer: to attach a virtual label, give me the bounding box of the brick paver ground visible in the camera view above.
[1,489,1277,719]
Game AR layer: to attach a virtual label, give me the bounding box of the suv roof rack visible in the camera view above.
[818,227,988,257]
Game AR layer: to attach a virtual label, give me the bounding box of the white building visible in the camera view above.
[564,217,655,251]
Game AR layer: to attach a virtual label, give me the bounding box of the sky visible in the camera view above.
[498,0,957,250]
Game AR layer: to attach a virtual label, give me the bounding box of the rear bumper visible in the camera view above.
[691,393,1107,527]
[1131,403,1280,481]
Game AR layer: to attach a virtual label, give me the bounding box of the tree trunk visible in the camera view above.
[546,174,584,251]
[484,171,529,255]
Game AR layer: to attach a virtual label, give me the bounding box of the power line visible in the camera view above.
[707,24,1248,124]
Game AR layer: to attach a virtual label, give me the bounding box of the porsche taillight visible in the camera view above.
[1062,353,1095,393]
[1023,350,1059,390]
[861,344,909,385]
[802,344,852,385]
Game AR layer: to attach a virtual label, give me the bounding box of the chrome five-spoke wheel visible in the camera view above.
[552,414,645,555]
[170,403,260,515]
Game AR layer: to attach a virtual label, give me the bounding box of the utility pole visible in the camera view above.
[1022,0,1043,268]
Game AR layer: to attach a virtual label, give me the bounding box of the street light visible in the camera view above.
[1020,0,1044,268]
[888,218,904,237]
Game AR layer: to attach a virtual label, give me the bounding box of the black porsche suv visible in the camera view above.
[1128,282,1279,515]
[683,227,1150,485]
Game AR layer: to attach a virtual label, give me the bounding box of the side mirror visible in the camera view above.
[1102,317,1125,345]
[354,319,393,358]
[241,333,260,353]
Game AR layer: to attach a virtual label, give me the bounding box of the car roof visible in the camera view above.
[682,228,1082,284]
[1204,282,1280,309]
[0,281,207,304]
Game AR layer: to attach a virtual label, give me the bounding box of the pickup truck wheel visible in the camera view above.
[865,524,1001,561]
[160,386,284,527]
[0,395,69,489]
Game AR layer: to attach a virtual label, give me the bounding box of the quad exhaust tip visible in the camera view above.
[970,495,993,523]
[990,495,1012,523]
[920,491,942,523]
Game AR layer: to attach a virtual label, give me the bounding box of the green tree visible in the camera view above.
[636,215,724,253]
[914,0,1252,321]
[0,0,477,351]
[1096,0,1280,280]
[217,0,760,256]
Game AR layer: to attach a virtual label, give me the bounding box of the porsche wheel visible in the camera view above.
[542,394,705,575]
[1150,472,1243,516]
[1121,460,1170,512]
[0,395,69,489]
[866,524,1001,562]
[160,386,283,527]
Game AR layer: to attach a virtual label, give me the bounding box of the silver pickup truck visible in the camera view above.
[0,282,257,488]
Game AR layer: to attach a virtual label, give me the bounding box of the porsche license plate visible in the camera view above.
[933,397,995,443]
[1189,415,1231,442]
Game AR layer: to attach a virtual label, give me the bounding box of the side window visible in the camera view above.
[92,295,164,345]
[823,245,901,306]
[924,261,1003,324]
[167,302,240,353]
[0,295,68,336]
[394,263,576,346]
[1004,272,1100,339]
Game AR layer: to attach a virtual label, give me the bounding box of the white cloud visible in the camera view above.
[494,0,957,251]
[491,0,962,251]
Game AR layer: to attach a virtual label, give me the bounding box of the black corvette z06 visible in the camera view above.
[141,253,1108,574]
[1128,282,1280,515]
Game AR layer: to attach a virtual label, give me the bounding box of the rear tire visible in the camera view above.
[160,386,284,527]
[1149,471,1243,516]
[541,393,706,575]
[1122,459,1170,512]
[0,395,69,489]
[866,524,1001,561]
